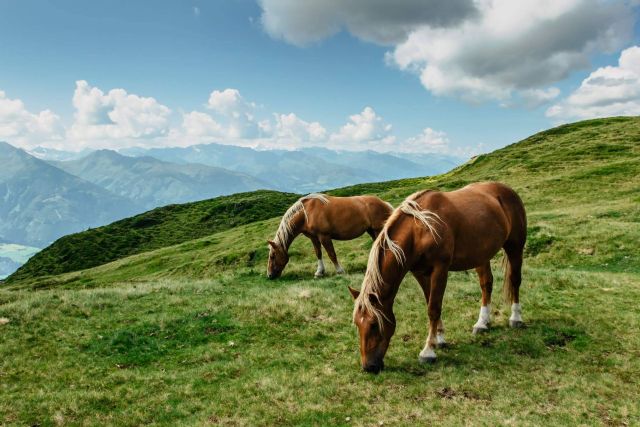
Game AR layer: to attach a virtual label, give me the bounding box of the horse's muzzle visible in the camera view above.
[363,360,384,374]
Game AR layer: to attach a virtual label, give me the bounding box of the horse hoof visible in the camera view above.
[314,272,324,278]
[419,355,437,364]
[436,342,448,349]
[472,326,489,335]
[510,320,526,329]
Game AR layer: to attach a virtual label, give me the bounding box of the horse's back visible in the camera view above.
[413,182,525,270]
[305,195,385,239]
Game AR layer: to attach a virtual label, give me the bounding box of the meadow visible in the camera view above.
[1,117,639,426]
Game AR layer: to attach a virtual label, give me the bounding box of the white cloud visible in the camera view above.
[403,127,450,153]
[181,111,225,138]
[260,0,633,104]
[0,90,63,149]
[205,88,261,138]
[274,113,326,143]
[329,106,395,150]
[547,45,640,120]
[259,0,477,46]
[68,80,171,148]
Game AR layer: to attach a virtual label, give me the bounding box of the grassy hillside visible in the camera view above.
[8,190,300,283]
[1,117,639,425]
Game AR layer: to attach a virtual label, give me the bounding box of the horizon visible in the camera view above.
[2,1,640,157]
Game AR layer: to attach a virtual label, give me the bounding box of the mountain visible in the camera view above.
[51,150,270,210]
[0,141,141,248]
[8,116,639,286]
[27,146,94,161]
[124,143,463,193]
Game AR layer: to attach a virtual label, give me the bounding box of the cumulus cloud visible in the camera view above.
[205,88,261,138]
[260,0,634,104]
[274,113,326,144]
[547,45,640,120]
[68,80,171,148]
[259,0,477,46]
[328,106,395,150]
[0,90,63,149]
[403,127,450,153]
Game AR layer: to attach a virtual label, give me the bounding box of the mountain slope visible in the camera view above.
[52,150,270,209]
[0,142,141,247]
[7,190,300,282]
[8,116,639,287]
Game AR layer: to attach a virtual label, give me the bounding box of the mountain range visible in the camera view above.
[1,140,463,277]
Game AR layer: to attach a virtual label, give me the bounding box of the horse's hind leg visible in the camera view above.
[419,264,448,363]
[413,272,446,348]
[504,244,525,328]
[319,235,345,274]
[472,262,493,334]
[309,235,325,278]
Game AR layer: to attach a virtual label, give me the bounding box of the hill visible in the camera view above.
[7,190,300,282]
[0,141,141,248]
[1,117,639,425]
[51,150,270,209]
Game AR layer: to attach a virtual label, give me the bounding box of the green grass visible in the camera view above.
[1,117,640,425]
[7,190,300,283]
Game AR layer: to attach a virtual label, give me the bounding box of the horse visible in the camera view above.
[267,193,393,279]
[349,182,527,373]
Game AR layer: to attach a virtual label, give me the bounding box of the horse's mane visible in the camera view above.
[354,190,443,328]
[274,193,329,246]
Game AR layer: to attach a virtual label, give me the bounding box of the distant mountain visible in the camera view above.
[0,141,141,247]
[52,150,270,209]
[28,146,94,161]
[124,143,464,193]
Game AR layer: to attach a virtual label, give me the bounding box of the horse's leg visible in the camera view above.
[504,246,525,328]
[366,228,377,240]
[413,271,446,348]
[472,262,493,334]
[309,235,325,278]
[419,264,448,363]
[319,235,345,274]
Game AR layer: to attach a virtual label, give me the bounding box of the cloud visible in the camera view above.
[274,113,326,143]
[68,81,171,148]
[259,0,477,46]
[260,0,634,104]
[0,90,63,149]
[205,88,261,138]
[547,45,640,120]
[328,106,395,149]
[181,111,225,138]
[403,127,450,153]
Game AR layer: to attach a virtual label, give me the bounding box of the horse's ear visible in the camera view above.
[267,240,277,249]
[348,286,360,300]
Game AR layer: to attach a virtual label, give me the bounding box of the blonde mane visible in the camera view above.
[354,191,444,327]
[274,193,329,246]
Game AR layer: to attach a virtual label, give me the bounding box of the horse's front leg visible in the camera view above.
[473,262,493,334]
[309,235,325,278]
[413,271,446,349]
[319,235,345,274]
[419,264,448,363]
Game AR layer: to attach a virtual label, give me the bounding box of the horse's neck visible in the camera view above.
[276,211,305,251]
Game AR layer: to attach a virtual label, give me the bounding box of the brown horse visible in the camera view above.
[349,182,527,373]
[267,194,393,279]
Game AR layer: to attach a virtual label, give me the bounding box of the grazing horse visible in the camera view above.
[267,194,393,279]
[349,182,527,373]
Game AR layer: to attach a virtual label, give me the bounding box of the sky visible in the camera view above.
[1,0,639,157]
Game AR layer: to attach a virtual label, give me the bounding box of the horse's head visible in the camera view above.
[349,286,396,374]
[267,240,289,279]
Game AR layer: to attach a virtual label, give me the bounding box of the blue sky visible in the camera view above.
[1,0,639,156]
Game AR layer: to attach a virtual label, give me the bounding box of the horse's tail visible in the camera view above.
[502,251,514,304]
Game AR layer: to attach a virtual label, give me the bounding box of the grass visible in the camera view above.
[1,117,640,425]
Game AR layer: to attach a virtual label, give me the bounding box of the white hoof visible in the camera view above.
[336,266,346,274]
[314,271,325,278]
[436,334,447,348]
[419,348,437,364]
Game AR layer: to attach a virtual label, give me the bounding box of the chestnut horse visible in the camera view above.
[349,182,527,373]
[267,194,393,279]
